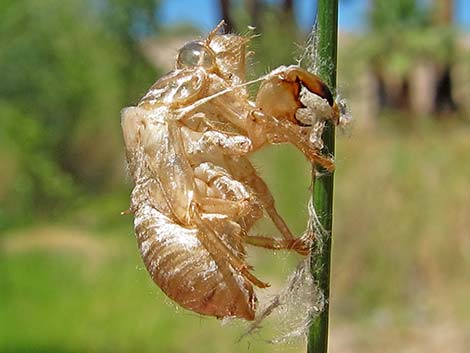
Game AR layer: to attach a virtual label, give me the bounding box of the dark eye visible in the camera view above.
[176,41,215,69]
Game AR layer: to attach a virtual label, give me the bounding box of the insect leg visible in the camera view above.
[250,110,336,171]
[194,162,263,220]
[224,156,315,256]
[225,156,295,241]
[244,235,309,256]
[256,65,339,123]
[282,66,335,108]
[192,206,269,289]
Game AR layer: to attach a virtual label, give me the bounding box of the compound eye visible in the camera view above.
[176,41,215,69]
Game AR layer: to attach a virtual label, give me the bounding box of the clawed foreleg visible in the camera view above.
[250,110,335,171]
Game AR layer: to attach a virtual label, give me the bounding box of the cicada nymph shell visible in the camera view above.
[121,21,339,321]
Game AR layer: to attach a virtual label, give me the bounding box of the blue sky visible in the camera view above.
[158,0,470,32]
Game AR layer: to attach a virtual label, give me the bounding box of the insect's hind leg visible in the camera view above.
[224,156,297,242]
[244,235,310,256]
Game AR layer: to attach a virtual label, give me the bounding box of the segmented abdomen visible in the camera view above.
[134,204,256,320]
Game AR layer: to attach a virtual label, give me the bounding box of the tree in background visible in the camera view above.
[0,0,161,228]
[432,0,457,113]
[363,0,457,116]
[219,0,296,33]
[219,0,235,32]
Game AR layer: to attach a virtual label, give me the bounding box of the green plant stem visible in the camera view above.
[307,1,338,353]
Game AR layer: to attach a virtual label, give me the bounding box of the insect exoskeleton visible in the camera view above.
[121,21,338,321]
[122,104,263,320]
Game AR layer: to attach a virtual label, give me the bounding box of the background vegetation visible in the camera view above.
[1,0,469,352]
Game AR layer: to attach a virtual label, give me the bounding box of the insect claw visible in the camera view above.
[291,239,311,256]
[120,209,133,215]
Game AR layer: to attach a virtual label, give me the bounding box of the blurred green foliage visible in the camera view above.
[0,0,160,229]
[359,0,455,78]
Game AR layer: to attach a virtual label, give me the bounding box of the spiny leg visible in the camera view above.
[253,65,338,170]
[244,235,310,256]
[225,156,296,241]
[250,110,335,171]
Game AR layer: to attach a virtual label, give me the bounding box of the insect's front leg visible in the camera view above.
[250,110,336,171]
[252,65,339,171]
[256,65,338,124]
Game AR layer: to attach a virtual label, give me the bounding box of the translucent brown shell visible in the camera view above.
[121,21,339,321]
